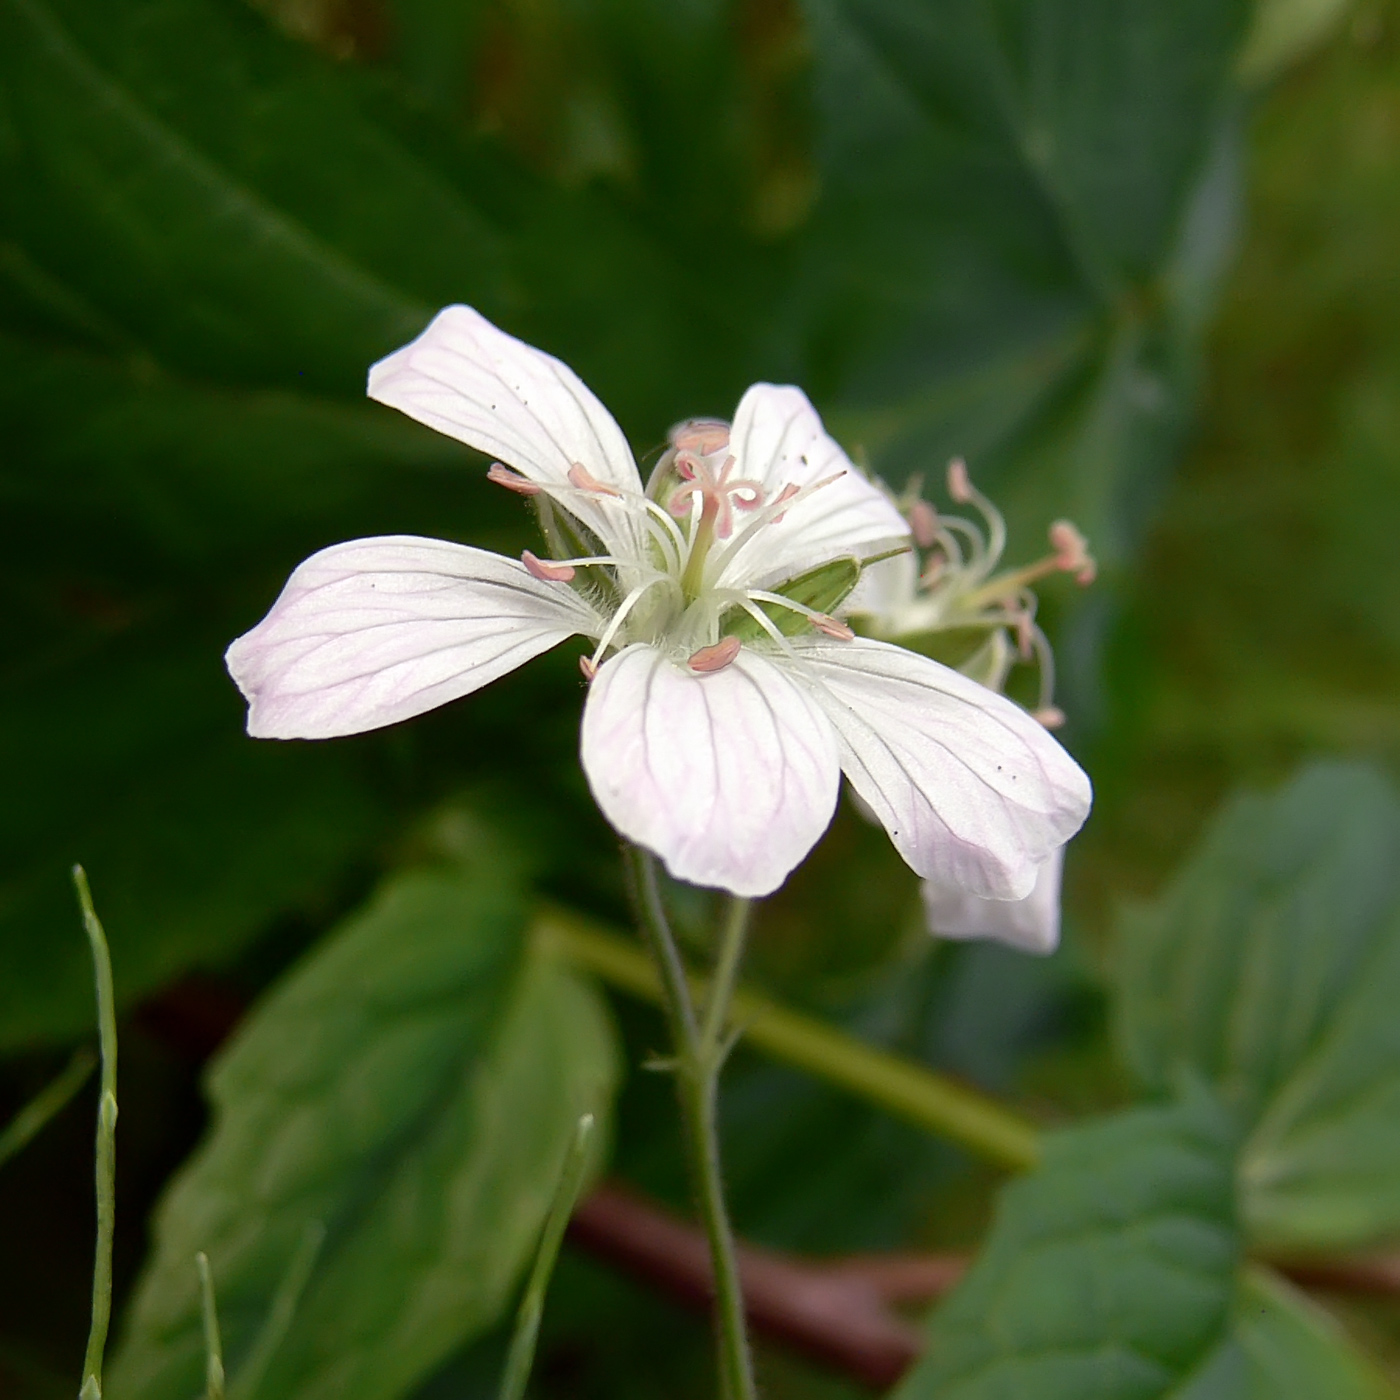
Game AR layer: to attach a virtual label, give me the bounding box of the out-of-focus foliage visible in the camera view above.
[1081,0,1400,914]
[896,1093,1245,1399]
[0,0,1246,1047]
[1117,762,1400,1253]
[894,1088,1398,1399]
[894,766,1400,1400]
[4,0,1400,1398]
[108,859,618,1400]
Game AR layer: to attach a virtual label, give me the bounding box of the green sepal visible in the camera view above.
[725,556,861,640]
[890,624,1003,672]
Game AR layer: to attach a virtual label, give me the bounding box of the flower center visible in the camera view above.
[666,434,766,601]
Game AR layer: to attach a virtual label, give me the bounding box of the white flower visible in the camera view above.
[922,848,1062,954]
[846,459,1095,723]
[226,306,1092,898]
[845,461,1095,950]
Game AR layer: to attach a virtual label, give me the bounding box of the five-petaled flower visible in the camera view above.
[225,306,1092,899]
[847,461,1097,951]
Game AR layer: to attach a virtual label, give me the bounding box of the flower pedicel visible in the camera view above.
[226,306,1091,899]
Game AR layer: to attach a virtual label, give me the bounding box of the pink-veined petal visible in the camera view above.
[788,636,1091,899]
[922,847,1064,954]
[718,384,908,590]
[580,643,840,897]
[227,537,600,738]
[367,306,647,558]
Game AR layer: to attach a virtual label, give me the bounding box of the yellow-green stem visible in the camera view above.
[536,908,1040,1173]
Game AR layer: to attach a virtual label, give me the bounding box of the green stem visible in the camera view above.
[497,1114,597,1400]
[623,849,757,1400]
[73,866,118,1400]
[699,897,752,1058]
[536,909,1040,1172]
[0,1047,96,1172]
[197,1253,226,1400]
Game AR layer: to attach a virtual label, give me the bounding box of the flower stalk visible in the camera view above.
[625,847,758,1400]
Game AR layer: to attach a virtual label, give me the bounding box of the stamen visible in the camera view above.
[770,483,800,524]
[1034,706,1065,729]
[908,499,939,549]
[568,462,623,497]
[579,655,598,681]
[586,574,677,672]
[812,615,855,641]
[708,470,846,582]
[671,419,730,456]
[744,589,856,642]
[688,636,742,673]
[947,458,973,504]
[521,550,575,583]
[488,463,541,496]
[1049,520,1097,584]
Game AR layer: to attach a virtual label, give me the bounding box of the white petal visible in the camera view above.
[580,644,840,897]
[227,537,600,738]
[788,636,1091,899]
[368,306,647,559]
[923,848,1064,954]
[719,384,909,590]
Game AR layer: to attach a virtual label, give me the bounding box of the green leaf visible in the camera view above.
[892,1092,1241,1399]
[1114,761,1400,1250]
[801,0,1250,574]
[0,0,697,423]
[1226,1266,1395,1400]
[893,1092,1395,1400]
[107,865,620,1400]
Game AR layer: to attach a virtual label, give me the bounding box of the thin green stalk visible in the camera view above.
[624,846,699,1052]
[0,1047,96,1171]
[196,1254,226,1400]
[622,849,756,1400]
[698,898,752,1060]
[535,910,1041,1172]
[497,1113,597,1400]
[228,1221,324,1400]
[74,866,118,1400]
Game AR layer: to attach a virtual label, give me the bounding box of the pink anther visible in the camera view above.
[568,462,622,497]
[812,615,855,641]
[488,463,541,496]
[522,550,575,583]
[908,499,939,549]
[671,419,731,456]
[687,636,742,673]
[1034,706,1066,730]
[770,482,801,524]
[579,655,598,681]
[1048,520,1096,585]
[947,458,973,504]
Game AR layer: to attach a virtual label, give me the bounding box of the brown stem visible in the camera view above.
[568,1182,1400,1391]
[568,1183,939,1389]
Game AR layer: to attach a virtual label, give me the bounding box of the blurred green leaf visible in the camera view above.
[893,1091,1241,1399]
[1225,1266,1395,1399]
[1115,762,1400,1251]
[894,1090,1394,1399]
[107,864,619,1400]
[0,0,695,1045]
[1238,0,1356,86]
[803,0,1249,578]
